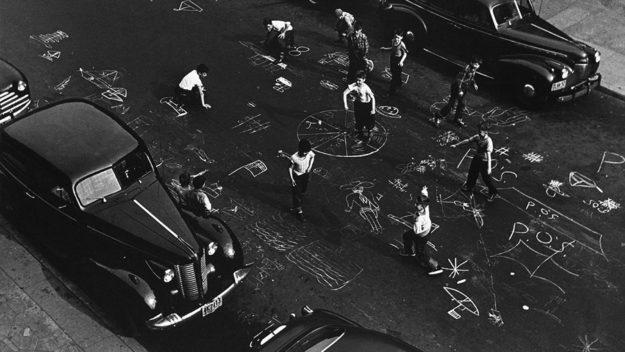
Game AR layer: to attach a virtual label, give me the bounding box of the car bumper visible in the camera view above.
[145,267,250,330]
[555,73,601,103]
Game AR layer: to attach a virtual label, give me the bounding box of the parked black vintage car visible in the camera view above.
[379,0,601,105]
[250,306,425,351]
[0,99,250,331]
[0,58,31,124]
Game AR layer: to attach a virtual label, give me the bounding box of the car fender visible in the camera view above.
[90,259,157,311]
[495,55,556,84]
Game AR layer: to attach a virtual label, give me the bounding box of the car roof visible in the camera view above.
[330,326,424,352]
[4,99,139,182]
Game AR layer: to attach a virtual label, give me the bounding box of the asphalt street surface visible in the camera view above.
[1,0,625,351]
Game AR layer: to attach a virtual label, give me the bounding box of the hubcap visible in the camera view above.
[522,84,536,97]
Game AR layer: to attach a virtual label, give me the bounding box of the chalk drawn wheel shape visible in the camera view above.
[443,287,479,320]
[297,110,387,158]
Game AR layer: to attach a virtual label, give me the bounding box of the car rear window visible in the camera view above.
[492,1,522,25]
[76,168,121,206]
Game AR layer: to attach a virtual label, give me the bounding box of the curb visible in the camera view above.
[597,85,625,102]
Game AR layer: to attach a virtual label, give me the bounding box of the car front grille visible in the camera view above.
[0,90,31,122]
[174,247,209,301]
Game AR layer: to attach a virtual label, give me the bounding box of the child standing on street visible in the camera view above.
[343,70,376,144]
[289,139,315,222]
[380,28,408,96]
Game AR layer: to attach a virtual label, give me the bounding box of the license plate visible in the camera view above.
[551,80,566,91]
[201,296,222,317]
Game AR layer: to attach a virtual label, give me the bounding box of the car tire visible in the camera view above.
[515,77,547,108]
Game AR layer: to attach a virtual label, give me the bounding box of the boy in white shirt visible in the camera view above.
[175,64,211,114]
[262,18,295,63]
[289,139,315,221]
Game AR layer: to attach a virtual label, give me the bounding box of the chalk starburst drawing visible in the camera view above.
[572,334,602,352]
[442,257,469,278]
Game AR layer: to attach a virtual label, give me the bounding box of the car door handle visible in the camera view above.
[25,191,35,199]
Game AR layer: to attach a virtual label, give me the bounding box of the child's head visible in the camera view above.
[298,139,312,155]
[179,172,191,187]
[192,175,206,189]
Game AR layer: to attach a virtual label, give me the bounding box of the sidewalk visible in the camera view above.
[538,0,625,99]
[0,214,146,352]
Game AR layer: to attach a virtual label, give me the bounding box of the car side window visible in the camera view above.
[517,0,535,16]
[50,186,71,205]
[458,1,493,29]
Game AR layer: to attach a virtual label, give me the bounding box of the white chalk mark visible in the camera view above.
[173,0,203,12]
[54,76,71,91]
[40,50,61,62]
[30,30,69,48]
[569,171,603,193]
[228,160,268,177]
[596,151,625,173]
[444,287,480,320]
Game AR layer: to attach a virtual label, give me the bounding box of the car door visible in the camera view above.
[420,0,465,59]
[455,0,501,77]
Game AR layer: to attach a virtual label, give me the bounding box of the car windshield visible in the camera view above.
[492,1,522,25]
[75,150,152,206]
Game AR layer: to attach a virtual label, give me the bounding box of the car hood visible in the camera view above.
[0,60,23,91]
[86,178,200,263]
[503,17,591,62]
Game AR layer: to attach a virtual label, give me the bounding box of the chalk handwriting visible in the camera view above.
[596,151,625,173]
[583,198,621,214]
[286,240,363,290]
[443,287,480,320]
[30,30,69,48]
[247,218,307,251]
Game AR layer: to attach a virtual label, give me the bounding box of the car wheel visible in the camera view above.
[515,78,547,108]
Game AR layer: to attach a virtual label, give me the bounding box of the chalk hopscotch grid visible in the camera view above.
[286,240,363,291]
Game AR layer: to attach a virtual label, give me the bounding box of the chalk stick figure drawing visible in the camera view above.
[320,80,339,90]
[376,106,401,119]
[232,114,270,134]
[174,0,203,12]
[522,152,543,163]
[341,181,383,233]
[381,67,409,84]
[228,160,268,178]
[288,46,310,57]
[569,171,603,193]
[543,180,570,198]
[441,257,469,279]
[492,221,579,294]
[596,151,625,173]
[159,96,187,117]
[54,76,71,92]
[443,287,479,320]
[30,30,69,48]
[317,52,349,67]
[40,51,61,62]
[273,77,292,93]
[286,240,363,290]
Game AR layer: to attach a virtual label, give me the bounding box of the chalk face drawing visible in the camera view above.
[228,160,268,177]
[583,198,620,213]
[30,30,69,48]
[297,110,387,158]
[596,151,625,173]
[376,106,401,119]
[341,181,383,233]
[443,287,479,320]
[174,0,203,12]
[543,180,570,198]
[273,77,292,93]
[320,80,339,90]
[286,240,363,290]
[569,171,603,193]
[522,152,543,163]
[40,50,61,62]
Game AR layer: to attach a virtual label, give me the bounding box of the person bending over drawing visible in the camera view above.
[184,175,215,217]
[289,139,315,222]
[334,9,355,44]
[451,122,498,202]
[262,18,295,64]
[343,70,376,144]
[174,64,211,115]
[400,186,443,276]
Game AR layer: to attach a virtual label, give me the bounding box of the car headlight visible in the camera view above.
[17,80,27,92]
[594,50,601,63]
[561,68,569,79]
[207,241,218,256]
[163,268,175,283]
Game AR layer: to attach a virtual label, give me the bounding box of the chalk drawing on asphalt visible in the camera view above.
[596,151,625,173]
[487,308,504,327]
[433,130,460,147]
[54,76,71,92]
[436,191,485,229]
[376,106,401,119]
[232,114,270,134]
[286,240,363,291]
[569,171,603,193]
[388,178,408,192]
[444,287,479,320]
[252,257,285,285]
[572,334,601,352]
[583,198,621,214]
[184,145,215,164]
[288,46,309,57]
[40,51,61,62]
[228,160,267,177]
[30,30,69,48]
[79,68,120,89]
[101,87,127,102]
[317,52,349,67]
[297,110,387,158]
[159,96,187,117]
[381,67,409,84]
[543,180,570,198]
[429,98,530,128]
[320,80,339,90]
[441,257,469,279]
[522,152,543,163]
[341,181,382,234]
[174,0,203,12]
[273,77,292,93]
[247,218,307,252]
